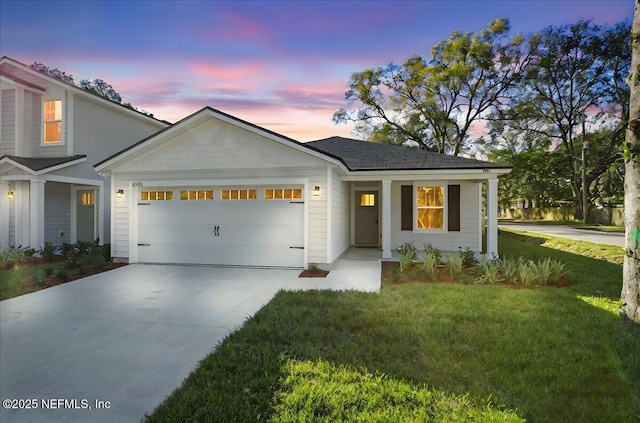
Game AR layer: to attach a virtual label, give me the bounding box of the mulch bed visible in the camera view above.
[299,269,330,278]
[381,261,570,288]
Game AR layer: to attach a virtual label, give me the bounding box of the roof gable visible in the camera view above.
[96,107,344,172]
[0,155,86,174]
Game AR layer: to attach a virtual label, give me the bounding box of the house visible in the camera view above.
[0,56,169,251]
[96,107,511,268]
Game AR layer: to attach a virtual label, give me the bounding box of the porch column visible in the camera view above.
[486,178,498,257]
[381,179,392,259]
[0,180,9,249]
[30,179,45,250]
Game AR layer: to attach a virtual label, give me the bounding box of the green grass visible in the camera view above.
[147,231,640,422]
[0,264,52,300]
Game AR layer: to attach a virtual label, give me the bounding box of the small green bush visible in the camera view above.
[397,242,416,273]
[418,251,439,280]
[51,264,68,280]
[447,254,464,277]
[32,268,46,287]
[458,247,478,268]
[475,259,503,284]
[41,242,58,262]
[518,261,538,286]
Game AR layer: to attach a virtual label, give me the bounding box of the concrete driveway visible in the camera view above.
[0,259,380,423]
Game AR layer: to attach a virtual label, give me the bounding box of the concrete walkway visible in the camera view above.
[0,254,380,423]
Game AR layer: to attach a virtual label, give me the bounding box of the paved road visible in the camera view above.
[499,222,625,248]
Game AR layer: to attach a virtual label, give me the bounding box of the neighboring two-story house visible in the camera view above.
[0,56,169,251]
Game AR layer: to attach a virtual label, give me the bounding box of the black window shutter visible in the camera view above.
[448,185,460,231]
[401,185,413,231]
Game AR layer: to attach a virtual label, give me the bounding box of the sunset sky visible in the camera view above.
[0,0,633,141]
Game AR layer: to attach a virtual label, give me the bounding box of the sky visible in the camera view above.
[0,0,633,141]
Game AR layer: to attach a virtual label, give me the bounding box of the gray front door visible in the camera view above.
[355,191,378,245]
[77,190,95,242]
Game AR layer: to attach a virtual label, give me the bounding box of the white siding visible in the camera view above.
[110,118,331,263]
[116,118,323,172]
[390,181,480,252]
[329,168,350,262]
[44,182,71,244]
[73,95,166,164]
[1,88,15,155]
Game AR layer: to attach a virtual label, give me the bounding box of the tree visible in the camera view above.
[493,20,631,218]
[622,1,640,324]
[79,78,123,104]
[30,62,75,85]
[333,18,532,156]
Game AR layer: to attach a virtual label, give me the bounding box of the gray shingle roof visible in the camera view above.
[305,137,511,171]
[1,155,86,171]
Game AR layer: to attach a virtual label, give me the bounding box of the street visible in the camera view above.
[499,222,625,248]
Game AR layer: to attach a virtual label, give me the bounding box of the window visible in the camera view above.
[44,99,62,143]
[141,191,173,201]
[416,186,444,229]
[359,193,376,207]
[264,188,302,200]
[221,189,257,200]
[80,192,94,206]
[180,190,214,200]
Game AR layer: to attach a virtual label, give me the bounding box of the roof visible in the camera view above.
[0,56,170,126]
[0,155,86,172]
[306,137,512,171]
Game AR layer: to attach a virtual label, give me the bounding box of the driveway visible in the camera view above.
[499,221,625,248]
[0,259,380,422]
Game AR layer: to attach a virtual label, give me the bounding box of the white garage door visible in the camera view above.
[137,187,304,267]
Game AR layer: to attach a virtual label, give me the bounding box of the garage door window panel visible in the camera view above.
[264,188,302,200]
[221,189,257,200]
[141,191,173,201]
[180,190,214,200]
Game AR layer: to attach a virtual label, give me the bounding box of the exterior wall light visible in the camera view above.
[7,191,14,200]
[313,186,320,197]
[116,189,125,199]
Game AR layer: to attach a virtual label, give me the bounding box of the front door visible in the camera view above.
[77,190,95,242]
[355,191,378,245]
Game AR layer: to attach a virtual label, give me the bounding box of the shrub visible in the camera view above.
[41,242,58,262]
[447,254,464,277]
[458,247,478,268]
[51,264,68,280]
[397,243,416,273]
[0,250,10,270]
[501,256,523,284]
[418,251,439,280]
[475,259,503,285]
[518,261,539,286]
[423,243,442,264]
[7,246,29,267]
[549,259,569,282]
[32,268,47,287]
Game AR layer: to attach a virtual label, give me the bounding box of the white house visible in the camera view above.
[0,56,169,251]
[96,107,511,268]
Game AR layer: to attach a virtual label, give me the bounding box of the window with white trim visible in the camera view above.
[43,99,62,143]
[416,185,444,229]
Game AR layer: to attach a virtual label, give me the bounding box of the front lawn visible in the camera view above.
[147,232,639,422]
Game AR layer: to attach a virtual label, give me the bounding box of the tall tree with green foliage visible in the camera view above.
[333,18,532,156]
[623,1,640,324]
[492,19,630,217]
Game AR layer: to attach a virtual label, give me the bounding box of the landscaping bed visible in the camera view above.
[0,242,125,301]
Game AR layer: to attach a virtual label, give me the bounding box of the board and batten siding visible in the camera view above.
[329,168,350,262]
[44,182,71,244]
[1,88,16,154]
[390,181,480,252]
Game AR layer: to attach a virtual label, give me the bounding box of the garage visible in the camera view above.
[136,186,305,267]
